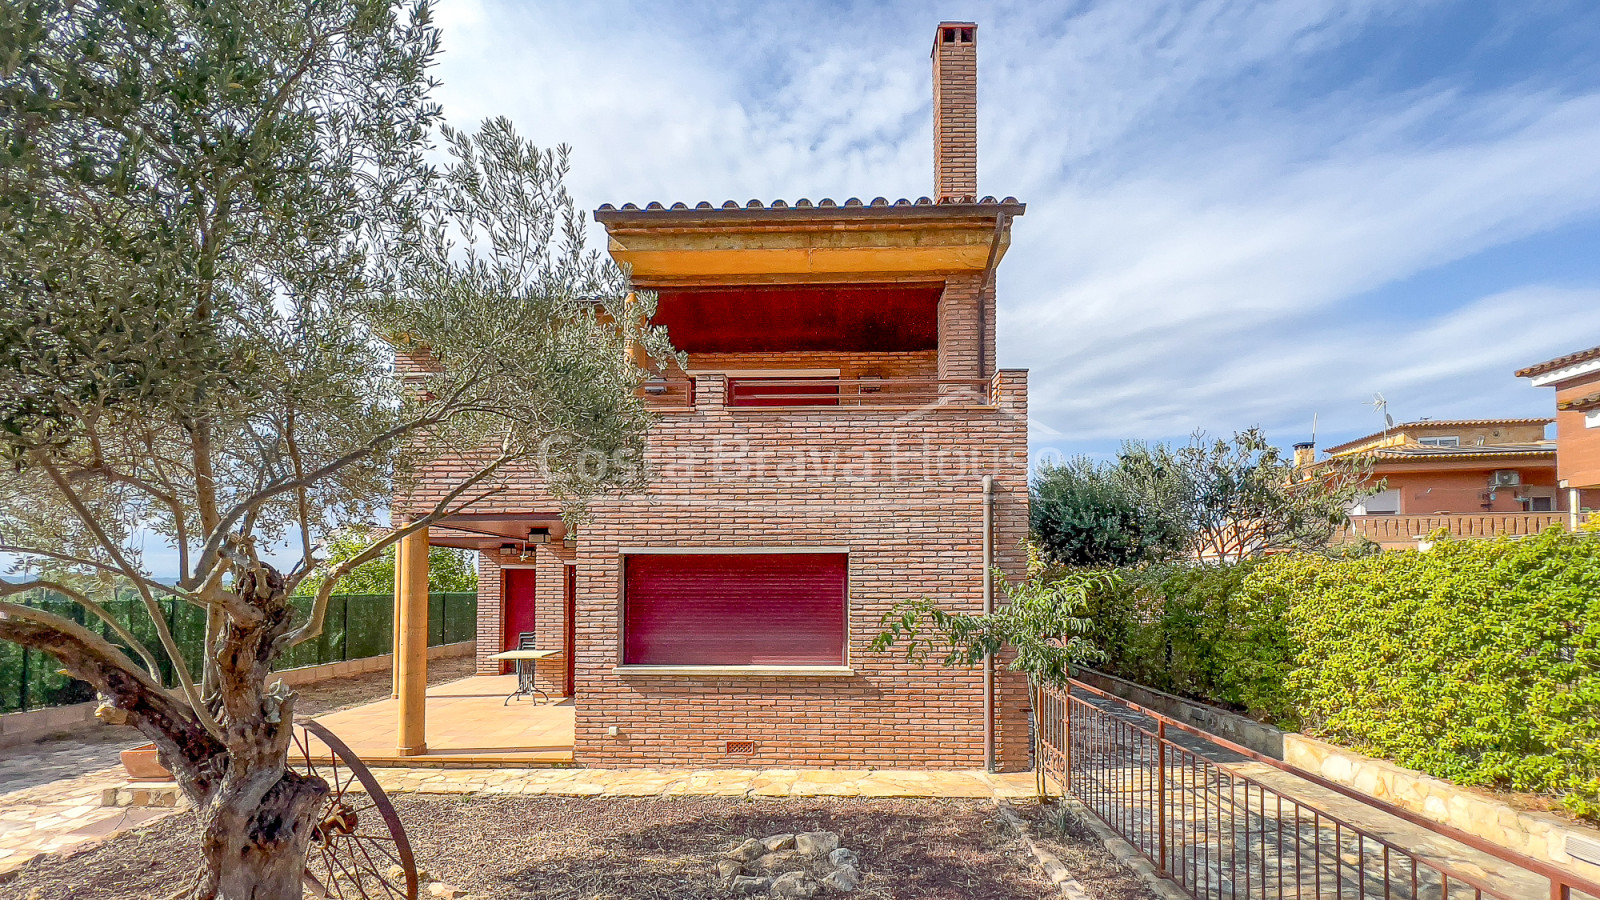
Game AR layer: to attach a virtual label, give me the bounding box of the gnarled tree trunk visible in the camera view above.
[1,564,329,900]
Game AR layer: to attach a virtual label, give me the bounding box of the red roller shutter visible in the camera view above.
[623,553,847,666]
[727,377,840,407]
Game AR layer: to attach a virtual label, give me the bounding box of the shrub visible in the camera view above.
[1089,528,1600,821]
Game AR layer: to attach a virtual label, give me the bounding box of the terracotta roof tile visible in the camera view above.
[1323,419,1552,454]
[1515,345,1600,378]
[1369,442,1555,461]
[1557,391,1600,412]
[596,196,1023,215]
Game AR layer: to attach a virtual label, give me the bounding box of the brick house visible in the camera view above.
[1297,418,1590,549]
[391,22,1033,772]
[1518,344,1600,525]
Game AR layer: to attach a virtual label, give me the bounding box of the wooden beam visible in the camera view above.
[395,525,429,756]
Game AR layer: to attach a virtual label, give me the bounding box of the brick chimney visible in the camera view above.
[1292,441,1316,478]
[932,22,977,202]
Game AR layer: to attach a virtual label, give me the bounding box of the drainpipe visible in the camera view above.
[982,474,995,772]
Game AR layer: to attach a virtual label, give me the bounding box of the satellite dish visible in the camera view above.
[1385,413,1395,428]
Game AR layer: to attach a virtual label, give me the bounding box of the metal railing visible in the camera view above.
[725,376,991,407]
[637,375,995,410]
[1036,679,1600,900]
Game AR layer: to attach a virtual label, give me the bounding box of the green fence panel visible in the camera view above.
[3,586,481,712]
[343,594,394,661]
[440,592,477,644]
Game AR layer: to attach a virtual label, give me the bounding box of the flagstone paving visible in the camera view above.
[0,765,175,878]
[0,764,1038,879]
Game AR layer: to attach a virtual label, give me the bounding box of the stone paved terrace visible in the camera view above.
[0,763,172,878]
[305,674,575,767]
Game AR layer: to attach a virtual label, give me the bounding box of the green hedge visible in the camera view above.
[0,590,477,715]
[1087,528,1600,821]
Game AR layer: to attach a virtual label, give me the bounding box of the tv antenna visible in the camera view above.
[1370,393,1395,435]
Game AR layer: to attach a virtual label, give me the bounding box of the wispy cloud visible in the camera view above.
[432,0,1600,453]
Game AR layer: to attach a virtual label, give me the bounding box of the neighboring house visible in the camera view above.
[394,23,1032,771]
[1301,418,1576,549]
[1517,344,1600,525]
[1325,419,1561,514]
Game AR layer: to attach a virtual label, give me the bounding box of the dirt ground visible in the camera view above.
[0,794,1158,900]
[1018,802,1162,900]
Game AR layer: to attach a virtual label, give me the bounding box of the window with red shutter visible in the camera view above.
[622,553,847,666]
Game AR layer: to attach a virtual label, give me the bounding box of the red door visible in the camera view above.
[502,568,538,672]
[563,565,576,698]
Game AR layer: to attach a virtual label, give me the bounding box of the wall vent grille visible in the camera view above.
[725,740,756,755]
[1568,833,1600,866]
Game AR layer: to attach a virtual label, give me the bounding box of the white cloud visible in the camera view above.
[430,0,1600,454]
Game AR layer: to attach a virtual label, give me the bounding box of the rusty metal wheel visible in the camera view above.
[291,719,418,900]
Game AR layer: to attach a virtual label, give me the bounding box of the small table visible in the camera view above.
[486,649,562,705]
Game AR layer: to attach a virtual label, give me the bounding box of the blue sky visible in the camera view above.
[431,0,1600,463]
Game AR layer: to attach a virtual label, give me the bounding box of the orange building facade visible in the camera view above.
[1303,419,1588,549]
[1518,344,1600,520]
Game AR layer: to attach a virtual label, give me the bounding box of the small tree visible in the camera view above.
[871,571,1109,786]
[871,571,1107,685]
[291,527,477,597]
[1118,428,1375,560]
[0,2,673,896]
[1030,457,1188,567]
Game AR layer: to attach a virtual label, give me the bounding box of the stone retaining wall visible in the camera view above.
[1074,669,1284,757]
[0,641,474,748]
[271,639,475,687]
[1283,733,1600,882]
[0,700,101,750]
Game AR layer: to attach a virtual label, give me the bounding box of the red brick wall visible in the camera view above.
[1555,373,1600,490]
[476,544,575,698]
[937,273,993,381]
[932,23,978,202]
[402,370,1032,771]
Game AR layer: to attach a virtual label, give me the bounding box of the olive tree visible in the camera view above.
[0,2,671,897]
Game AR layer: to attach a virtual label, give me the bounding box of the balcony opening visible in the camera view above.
[651,283,940,354]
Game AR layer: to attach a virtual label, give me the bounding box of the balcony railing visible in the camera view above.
[638,376,995,410]
[1342,513,1569,546]
[727,376,990,408]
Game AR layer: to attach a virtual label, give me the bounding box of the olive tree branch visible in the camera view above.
[34,456,223,739]
[0,580,166,684]
[283,440,516,650]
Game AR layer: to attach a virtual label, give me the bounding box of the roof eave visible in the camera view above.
[595,200,1026,229]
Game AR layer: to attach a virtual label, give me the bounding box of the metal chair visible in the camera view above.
[505,632,549,705]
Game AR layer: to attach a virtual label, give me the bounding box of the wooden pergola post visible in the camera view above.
[395,524,429,756]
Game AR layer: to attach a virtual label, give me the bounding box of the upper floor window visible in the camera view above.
[1418,436,1460,447]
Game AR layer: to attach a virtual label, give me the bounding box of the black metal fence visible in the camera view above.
[0,590,476,714]
[1037,680,1600,900]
